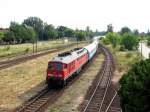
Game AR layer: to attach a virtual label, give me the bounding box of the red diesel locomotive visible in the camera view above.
[46,41,98,87]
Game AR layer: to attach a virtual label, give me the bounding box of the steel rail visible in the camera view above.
[98,68,112,112]
[105,90,118,112]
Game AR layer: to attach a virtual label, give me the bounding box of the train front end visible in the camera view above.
[46,61,67,86]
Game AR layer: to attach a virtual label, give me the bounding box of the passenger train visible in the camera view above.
[46,38,99,87]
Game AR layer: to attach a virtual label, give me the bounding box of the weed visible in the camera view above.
[5,46,10,51]
[25,48,29,53]
[125,52,132,58]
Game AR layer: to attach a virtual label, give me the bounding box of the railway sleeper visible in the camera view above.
[38,98,48,102]
[108,107,121,112]
[88,103,101,107]
[92,97,103,100]
[85,108,99,112]
[25,107,38,111]
[29,103,42,107]
[22,109,34,112]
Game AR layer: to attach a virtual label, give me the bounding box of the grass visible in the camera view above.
[0,43,87,112]
[103,43,141,83]
[48,54,105,112]
[0,40,76,58]
[116,51,141,71]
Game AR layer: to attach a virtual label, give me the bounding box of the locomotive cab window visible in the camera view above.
[48,63,54,70]
[57,63,62,70]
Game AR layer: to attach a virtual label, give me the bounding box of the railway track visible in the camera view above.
[16,87,65,112]
[80,44,121,112]
[104,86,121,112]
[14,44,101,112]
[0,42,84,70]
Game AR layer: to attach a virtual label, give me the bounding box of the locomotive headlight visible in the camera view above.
[48,74,53,76]
[57,74,62,77]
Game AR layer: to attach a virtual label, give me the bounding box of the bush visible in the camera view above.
[105,32,120,48]
[119,59,150,112]
[147,36,150,46]
[121,33,138,50]
[102,37,109,45]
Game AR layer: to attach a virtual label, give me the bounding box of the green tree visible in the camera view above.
[24,26,36,43]
[105,32,120,48]
[10,22,22,43]
[43,24,57,40]
[119,59,150,112]
[64,28,75,37]
[147,29,150,36]
[85,26,90,37]
[107,24,113,33]
[75,30,86,41]
[94,29,99,36]
[2,31,15,44]
[0,32,4,43]
[133,29,139,36]
[147,36,150,46]
[56,26,75,38]
[120,27,131,35]
[9,22,36,43]
[23,17,44,40]
[121,33,138,50]
[56,26,67,38]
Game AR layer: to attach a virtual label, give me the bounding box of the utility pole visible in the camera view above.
[141,41,142,59]
[33,43,34,53]
[77,37,78,48]
[141,35,143,59]
[36,36,38,52]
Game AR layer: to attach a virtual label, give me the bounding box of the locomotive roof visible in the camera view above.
[50,48,87,64]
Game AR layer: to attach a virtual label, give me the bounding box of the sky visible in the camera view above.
[0,0,150,32]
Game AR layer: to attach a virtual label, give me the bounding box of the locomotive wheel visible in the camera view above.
[61,80,67,87]
[63,80,67,86]
[76,67,81,74]
[48,82,53,89]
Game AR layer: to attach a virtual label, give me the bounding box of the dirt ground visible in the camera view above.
[0,43,87,112]
[46,53,105,112]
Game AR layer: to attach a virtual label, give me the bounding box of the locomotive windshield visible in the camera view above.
[48,63,54,70]
[48,63,63,71]
[56,63,62,71]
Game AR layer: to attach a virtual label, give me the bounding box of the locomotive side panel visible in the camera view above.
[64,52,88,80]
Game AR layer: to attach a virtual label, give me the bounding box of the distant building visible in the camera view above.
[0,28,9,32]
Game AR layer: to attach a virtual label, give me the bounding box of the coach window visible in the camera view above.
[57,64,62,71]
